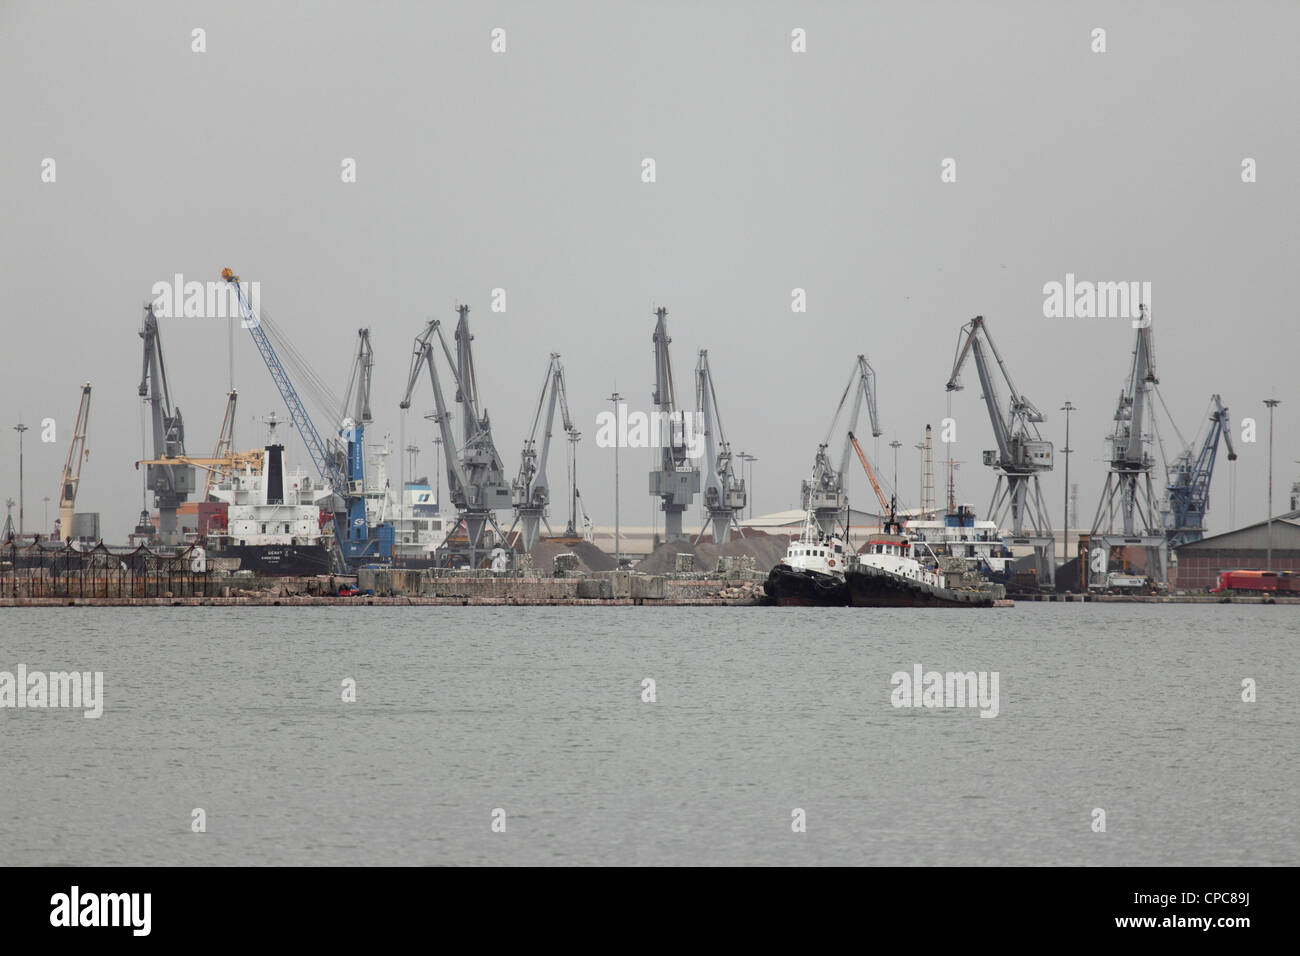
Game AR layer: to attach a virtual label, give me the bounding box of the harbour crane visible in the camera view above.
[222,269,350,570]
[945,315,1055,588]
[1087,306,1167,588]
[332,328,393,561]
[138,303,196,545]
[510,353,578,551]
[649,307,701,542]
[803,354,882,536]
[56,383,92,542]
[401,305,513,568]
[1162,394,1237,547]
[694,349,746,544]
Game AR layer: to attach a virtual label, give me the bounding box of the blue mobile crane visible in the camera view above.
[1163,394,1237,548]
[335,328,395,563]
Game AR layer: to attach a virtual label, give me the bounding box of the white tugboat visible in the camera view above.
[764,509,852,606]
[847,519,1006,608]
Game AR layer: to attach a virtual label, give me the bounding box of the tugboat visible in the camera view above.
[846,501,1005,608]
[764,510,851,606]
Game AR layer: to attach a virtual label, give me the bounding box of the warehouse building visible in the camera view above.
[1173,512,1300,590]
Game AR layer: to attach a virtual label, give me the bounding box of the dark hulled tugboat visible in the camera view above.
[764,511,851,606]
[845,499,1005,607]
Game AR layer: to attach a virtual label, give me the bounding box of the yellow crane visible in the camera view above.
[57,383,92,541]
[136,390,264,496]
[205,390,240,498]
[136,451,264,476]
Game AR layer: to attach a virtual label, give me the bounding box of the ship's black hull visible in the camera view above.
[211,543,332,577]
[764,564,849,606]
[845,566,996,608]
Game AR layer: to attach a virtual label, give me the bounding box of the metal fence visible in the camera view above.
[0,540,212,599]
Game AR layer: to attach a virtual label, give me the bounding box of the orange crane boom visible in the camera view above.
[847,431,891,517]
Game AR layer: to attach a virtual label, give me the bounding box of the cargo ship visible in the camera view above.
[764,512,851,606]
[847,531,1005,608]
[202,439,335,576]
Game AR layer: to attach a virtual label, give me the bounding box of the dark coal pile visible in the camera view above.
[526,539,618,573]
[634,530,791,574]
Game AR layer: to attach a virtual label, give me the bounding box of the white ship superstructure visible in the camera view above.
[204,439,334,575]
[902,504,1012,579]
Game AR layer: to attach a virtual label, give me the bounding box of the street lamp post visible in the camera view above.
[1060,401,1075,574]
[608,391,623,565]
[749,455,757,519]
[1264,398,1280,571]
[889,440,902,508]
[426,407,450,527]
[737,452,756,520]
[568,429,581,537]
[13,423,28,537]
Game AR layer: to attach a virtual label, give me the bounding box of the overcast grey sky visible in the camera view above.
[2,0,1296,543]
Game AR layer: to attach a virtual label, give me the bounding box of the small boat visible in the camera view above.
[764,511,850,606]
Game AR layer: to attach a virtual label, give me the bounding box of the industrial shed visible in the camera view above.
[1173,512,1300,590]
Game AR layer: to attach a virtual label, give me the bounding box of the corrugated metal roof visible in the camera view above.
[1175,512,1300,551]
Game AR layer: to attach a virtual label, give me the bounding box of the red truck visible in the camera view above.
[1210,569,1299,595]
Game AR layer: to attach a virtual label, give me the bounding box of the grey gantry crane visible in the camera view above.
[803,354,882,537]
[401,305,512,568]
[510,353,577,551]
[648,307,701,542]
[1087,306,1167,589]
[138,303,195,545]
[945,315,1055,589]
[694,349,746,544]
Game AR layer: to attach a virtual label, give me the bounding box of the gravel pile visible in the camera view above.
[633,530,791,574]
[526,539,618,573]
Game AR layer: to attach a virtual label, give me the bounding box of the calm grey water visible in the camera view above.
[0,604,1295,866]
